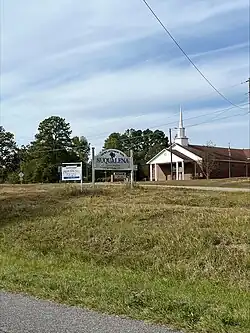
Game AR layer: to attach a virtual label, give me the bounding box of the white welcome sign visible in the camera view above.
[61,162,83,191]
[62,165,82,181]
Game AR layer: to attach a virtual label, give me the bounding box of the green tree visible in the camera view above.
[104,132,124,151]
[0,126,19,182]
[33,115,72,153]
[104,128,168,161]
[71,136,90,162]
[71,136,90,181]
[22,116,88,183]
[103,128,168,180]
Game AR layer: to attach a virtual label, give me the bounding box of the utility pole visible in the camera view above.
[248,78,250,150]
[247,78,250,179]
[228,142,231,178]
[86,163,88,182]
[169,128,173,180]
[130,149,134,189]
[91,147,95,187]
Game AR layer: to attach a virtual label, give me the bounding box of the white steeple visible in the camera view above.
[179,105,184,128]
[174,106,189,146]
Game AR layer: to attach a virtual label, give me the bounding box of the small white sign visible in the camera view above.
[19,172,24,178]
[62,165,82,181]
[114,172,127,180]
[94,149,132,171]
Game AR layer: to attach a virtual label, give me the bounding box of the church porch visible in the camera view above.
[150,161,199,181]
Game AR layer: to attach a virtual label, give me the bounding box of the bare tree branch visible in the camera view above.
[198,142,218,179]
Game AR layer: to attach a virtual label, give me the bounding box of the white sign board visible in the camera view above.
[62,165,82,181]
[114,172,127,180]
[94,149,132,170]
[19,172,24,178]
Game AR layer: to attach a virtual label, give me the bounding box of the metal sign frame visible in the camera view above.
[91,148,134,188]
[94,148,132,171]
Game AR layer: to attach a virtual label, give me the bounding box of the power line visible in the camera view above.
[115,81,246,124]
[202,97,248,121]
[68,102,249,143]
[247,78,250,149]
[15,80,247,142]
[187,110,249,129]
[86,102,248,141]
[140,0,246,110]
[20,103,248,154]
[20,110,249,156]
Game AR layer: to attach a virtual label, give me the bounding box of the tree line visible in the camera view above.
[0,116,169,183]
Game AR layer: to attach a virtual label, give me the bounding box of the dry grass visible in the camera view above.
[141,177,250,188]
[0,184,250,333]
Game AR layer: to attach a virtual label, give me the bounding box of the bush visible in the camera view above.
[6,171,21,184]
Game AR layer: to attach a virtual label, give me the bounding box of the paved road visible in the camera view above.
[141,185,250,192]
[0,292,179,333]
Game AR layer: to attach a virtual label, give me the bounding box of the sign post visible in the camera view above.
[92,147,95,187]
[80,162,83,191]
[130,149,134,189]
[61,162,83,191]
[19,172,24,184]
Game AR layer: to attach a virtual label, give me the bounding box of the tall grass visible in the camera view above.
[0,184,250,332]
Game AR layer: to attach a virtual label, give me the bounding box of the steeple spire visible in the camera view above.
[179,105,183,128]
[174,106,189,146]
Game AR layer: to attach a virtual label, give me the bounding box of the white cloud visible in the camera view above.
[2,0,248,68]
[0,0,249,149]
[2,49,247,118]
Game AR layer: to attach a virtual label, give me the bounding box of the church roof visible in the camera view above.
[186,145,250,162]
[172,149,192,161]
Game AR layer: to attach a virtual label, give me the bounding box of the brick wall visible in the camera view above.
[152,161,249,181]
[183,162,194,180]
[211,161,248,179]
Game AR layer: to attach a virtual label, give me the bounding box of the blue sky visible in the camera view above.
[0,0,249,150]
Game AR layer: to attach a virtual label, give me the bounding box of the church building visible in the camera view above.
[147,109,250,181]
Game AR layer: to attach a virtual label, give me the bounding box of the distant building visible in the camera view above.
[147,109,250,181]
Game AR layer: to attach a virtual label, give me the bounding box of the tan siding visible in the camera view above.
[157,165,170,181]
[184,163,194,180]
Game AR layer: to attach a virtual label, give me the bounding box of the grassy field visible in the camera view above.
[0,184,250,333]
[140,177,250,188]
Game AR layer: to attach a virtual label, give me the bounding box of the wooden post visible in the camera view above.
[130,150,134,189]
[92,147,95,187]
[169,128,173,180]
